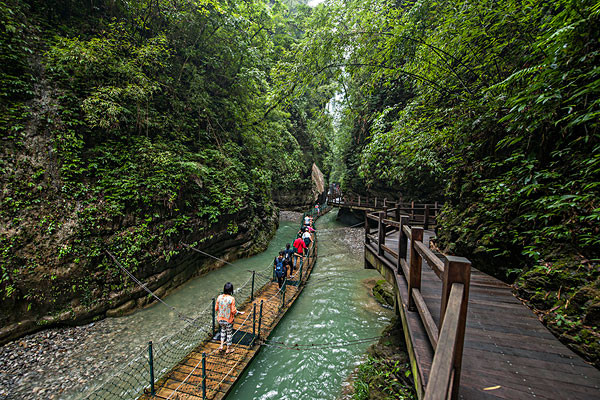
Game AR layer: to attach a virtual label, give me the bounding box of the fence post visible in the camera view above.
[258,300,264,340]
[358,194,361,206]
[202,352,206,400]
[383,198,387,207]
[378,211,386,256]
[397,215,409,273]
[411,201,415,221]
[364,213,370,244]
[440,256,471,400]
[252,303,256,344]
[211,297,216,336]
[251,270,255,301]
[148,341,155,396]
[395,204,400,231]
[375,196,378,208]
[424,205,430,230]
[408,227,424,311]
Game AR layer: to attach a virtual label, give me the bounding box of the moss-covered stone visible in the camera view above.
[514,257,600,368]
[373,279,394,308]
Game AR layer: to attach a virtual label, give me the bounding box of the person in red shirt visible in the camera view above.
[293,236,306,270]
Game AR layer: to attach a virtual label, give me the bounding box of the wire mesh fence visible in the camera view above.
[84,205,329,399]
[84,264,275,399]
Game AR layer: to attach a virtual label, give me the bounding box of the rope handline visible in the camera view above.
[181,242,235,266]
[105,250,199,327]
[262,335,385,348]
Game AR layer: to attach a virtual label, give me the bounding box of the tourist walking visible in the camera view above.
[304,214,311,226]
[293,235,306,269]
[215,282,244,355]
[302,227,313,251]
[283,243,294,275]
[273,251,287,288]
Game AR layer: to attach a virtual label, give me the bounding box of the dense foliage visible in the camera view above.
[0,0,333,332]
[280,0,600,363]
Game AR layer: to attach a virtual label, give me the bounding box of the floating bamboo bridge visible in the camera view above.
[85,208,322,400]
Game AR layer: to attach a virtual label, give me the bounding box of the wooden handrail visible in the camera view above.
[413,288,439,349]
[402,224,412,240]
[424,283,465,400]
[381,244,398,258]
[364,206,470,400]
[414,241,445,278]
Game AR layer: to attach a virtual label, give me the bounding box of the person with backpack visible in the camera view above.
[283,243,294,276]
[273,251,287,288]
[293,235,307,270]
[215,282,245,355]
[302,227,313,251]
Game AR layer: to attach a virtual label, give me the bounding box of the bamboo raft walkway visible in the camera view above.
[141,224,319,400]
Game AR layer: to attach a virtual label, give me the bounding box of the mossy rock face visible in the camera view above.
[514,257,600,368]
[584,302,600,326]
[373,280,394,308]
[567,285,600,314]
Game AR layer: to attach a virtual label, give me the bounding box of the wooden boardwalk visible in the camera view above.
[367,231,600,399]
[143,242,318,400]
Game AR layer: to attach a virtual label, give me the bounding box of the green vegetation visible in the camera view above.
[352,318,415,400]
[1,0,599,369]
[0,0,333,337]
[275,0,600,364]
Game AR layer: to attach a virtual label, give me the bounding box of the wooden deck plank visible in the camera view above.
[368,229,600,400]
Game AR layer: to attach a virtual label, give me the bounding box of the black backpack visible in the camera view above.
[275,258,285,277]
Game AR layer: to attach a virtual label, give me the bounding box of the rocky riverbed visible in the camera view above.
[0,318,142,399]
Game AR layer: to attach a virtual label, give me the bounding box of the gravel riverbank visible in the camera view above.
[0,318,140,399]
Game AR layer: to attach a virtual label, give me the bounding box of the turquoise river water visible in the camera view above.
[72,210,392,399]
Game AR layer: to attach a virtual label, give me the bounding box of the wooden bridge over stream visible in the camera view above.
[348,198,600,399]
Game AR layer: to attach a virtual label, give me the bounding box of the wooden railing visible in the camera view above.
[365,208,470,400]
[329,192,442,229]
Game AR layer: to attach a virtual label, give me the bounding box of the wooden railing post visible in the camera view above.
[383,198,387,208]
[378,211,386,256]
[375,196,378,208]
[397,215,409,273]
[424,205,430,230]
[411,201,415,221]
[440,256,470,329]
[408,227,424,311]
[395,204,400,231]
[440,256,471,399]
[358,195,361,206]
